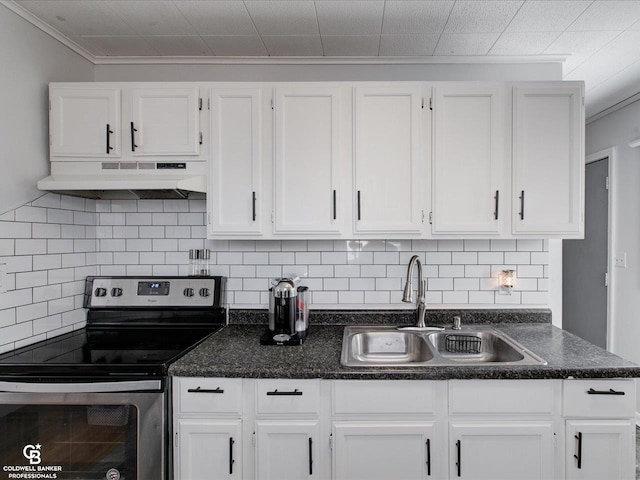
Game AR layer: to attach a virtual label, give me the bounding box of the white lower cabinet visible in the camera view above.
[333,422,437,480]
[565,420,635,480]
[255,420,320,480]
[449,421,554,480]
[173,377,636,480]
[177,419,242,480]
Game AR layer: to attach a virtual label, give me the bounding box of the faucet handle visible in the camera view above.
[452,316,462,330]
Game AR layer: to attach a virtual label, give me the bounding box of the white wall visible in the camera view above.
[0,5,93,214]
[94,62,561,83]
[586,100,640,363]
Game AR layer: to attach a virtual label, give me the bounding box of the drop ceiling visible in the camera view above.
[6,0,640,119]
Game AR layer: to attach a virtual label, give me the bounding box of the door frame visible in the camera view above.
[584,147,616,351]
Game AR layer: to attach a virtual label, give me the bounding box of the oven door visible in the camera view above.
[0,380,164,480]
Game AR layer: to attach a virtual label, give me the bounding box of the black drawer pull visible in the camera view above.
[229,437,235,474]
[252,191,257,222]
[187,386,224,394]
[130,122,138,151]
[574,432,582,469]
[494,190,499,220]
[308,437,313,475]
[266,389,303,396]
[426,438,431,476]
[456,440,461,477]
[519,190,525,220]
[587,388,625,395]
[357,190,361,221]
[106,124,114,154]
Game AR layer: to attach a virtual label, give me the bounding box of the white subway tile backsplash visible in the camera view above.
[335,265,361,278]
[32,193,61,209]
[495,291,522,304]
[100,213,126,226]
[515,278,539,291]
[307,240,334,252]
[425,252,451,264]
[61,253,86,268]
[1,322,33,346]
[0,221,31,238]
[349,278,375,290]
[531,251,549,264]
[140,252,165,265]
[48,268,75,285]
[464,239,490,251]
[443,291,469,304]
[152,265,179,276]
[411,240,438,251]
[361,265,386,277]
[428,278,453,291]
[296,252,322,264]
[454,278,480,291]
[73,211,97,225]
[152,213,178,226]
[48,239,75,254]
[6,256,33,273]
[504,252,531,264]
[179,213,205,226]
[373,252,400,264]
[256,265,283,278]
[113,252,139,265]
[126,239,152,252]
[347,251,374,264]
[478,252,503,264]
[376,277,401,291]
[60,196,85,211]
[33,223,61,239]
[465,265,490,278]
[1,289,33,309]
[139,226,165,239]
[61,308,86,327]
[452,252,478,265]
[113,226,139,239]
[365,291,390,303]
[127,265,153,276]
[178,238,205,251]
[231,265,256,278]
[517,265,544,278]
[61,225,86,239]
[16,239,47,255]
[491,239,516,251]
[33,314,62,335]
[153,239,178,252]
[110,200,138,213]
[313,291,338,304]
[229,240,256,252]
[164,200,190,212]
[0,309,16,328]
[517,239,544,251]
[189,200,206,212]
[16,271,48,289]
[339,291,364,304]
[0,239,14,256]
[269,252,295,265]
[437,240,464,251]
[137,200,164,212]
[16,206,47,223]
[17,302,48,323]
[33,284,62,303]
[47,209,74,224]
[469,291,494,304]
[439,265,465,278]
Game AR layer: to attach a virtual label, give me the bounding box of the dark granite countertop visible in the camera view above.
[169,310,640,380]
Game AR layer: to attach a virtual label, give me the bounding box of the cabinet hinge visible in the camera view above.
[605,176,610,190]
[428,211,433,225]
[199,98,203,111]
[199,132,203,145]
[174,432,179,448]
[252,432,256,447]
[271,99,274,110]
[329,434,333,450]
[429,98,433,111]
[605,272,609,287]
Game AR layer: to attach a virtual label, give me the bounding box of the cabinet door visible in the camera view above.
[565,420,635,480]
[512,84,584,236]
[354,85,424,234]
[208,88,262,236]
[50,86,120,157]
[432,85,506,234]
[274,87,343,234]
[255,420,320,480]
[176,419,241,480]
[129,87,200,155]
[449,421,554,479]
[333,421,438,480]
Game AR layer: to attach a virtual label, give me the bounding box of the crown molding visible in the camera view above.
[586,90,640,125]
[2,1,94,62]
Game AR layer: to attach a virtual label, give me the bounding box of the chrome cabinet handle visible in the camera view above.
[106,124,114,154]
[519,190,525,220]
[266,389,302,396]
[130,122,138,151]
[187,386,224,394]
[587,388,625,395]
[494,190,499,220]
[574,432,582,469]
[252,191,257,222]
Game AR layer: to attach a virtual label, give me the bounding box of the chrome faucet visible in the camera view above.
[402,255,427,328]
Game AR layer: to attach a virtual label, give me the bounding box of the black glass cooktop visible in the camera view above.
[0,326,221,380]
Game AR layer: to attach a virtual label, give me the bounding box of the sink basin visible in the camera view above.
[427,331,525,363]
[341,326,546,367]
[348,330,434,365]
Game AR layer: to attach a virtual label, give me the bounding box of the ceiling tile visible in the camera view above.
[315,1,384,35]
[244,1,319,35]
[443,0,523,33]
[173,1,256,35]
[568,0,640,31]
[202,35,268,56]
[545,30,620,73]
[108,0,197,36]
[261,35,323,56]
[434,33,501,55]
[505,0,590,33]
[565,30,640,89]
[76,35,158,56]
[382,1,454,35]
[379,34,440,56]
[141,36,212,56]
[489,31,560,55]
[16,0,134,35]
[321,35,380,56]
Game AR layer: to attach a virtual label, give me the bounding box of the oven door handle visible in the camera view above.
[0,380,162,393]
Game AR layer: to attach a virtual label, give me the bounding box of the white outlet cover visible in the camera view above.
[614,253,627,268]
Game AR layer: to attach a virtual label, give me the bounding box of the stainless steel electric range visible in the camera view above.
[0,276,226,480]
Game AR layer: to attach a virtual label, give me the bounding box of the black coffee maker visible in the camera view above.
[260,277,310,346]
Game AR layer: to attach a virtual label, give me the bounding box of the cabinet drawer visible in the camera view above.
[333,380,438,415]
[176,377,242,415]
[450,380,557,415]
[256,379,320,415]
[563,380,635,418]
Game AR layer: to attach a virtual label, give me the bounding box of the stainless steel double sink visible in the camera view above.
[340,325,547,367]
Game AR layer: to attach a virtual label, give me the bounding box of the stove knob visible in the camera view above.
[183,288,195,297]
[94,287,107,297]
[199,287,210,297]
[111,288,123,297]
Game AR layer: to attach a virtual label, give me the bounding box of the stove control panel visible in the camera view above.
[87,277,223,308]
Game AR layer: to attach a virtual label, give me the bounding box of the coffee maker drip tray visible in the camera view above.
[260,329,306,346]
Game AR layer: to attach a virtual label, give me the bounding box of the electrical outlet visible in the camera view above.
[0,263,6,294]
[614,253,627,268]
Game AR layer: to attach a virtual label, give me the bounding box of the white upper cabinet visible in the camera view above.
[208,88,263,236]
[273,87,343,235]
[353,85,424,235]
[50,86,120,158]
[512,83,584,236]
[129,87,201,156]
[431,84,507,235]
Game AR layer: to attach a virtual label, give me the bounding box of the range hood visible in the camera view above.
[38,161,206,200]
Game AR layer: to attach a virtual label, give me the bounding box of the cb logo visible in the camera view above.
[23,444,42,465]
